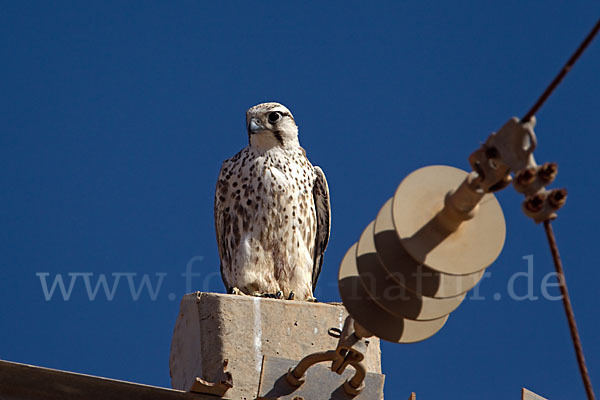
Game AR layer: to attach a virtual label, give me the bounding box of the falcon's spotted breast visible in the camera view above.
[214,102,330,301]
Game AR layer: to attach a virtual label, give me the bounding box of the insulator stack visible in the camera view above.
[338,165,506,342]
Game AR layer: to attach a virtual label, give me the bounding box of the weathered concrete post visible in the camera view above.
[169,292,382,400]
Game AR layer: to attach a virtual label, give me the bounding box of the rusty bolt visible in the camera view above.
[538,162,558,183]
[548,188,567,209]
[524,193,546,213]
[515,167,537,187]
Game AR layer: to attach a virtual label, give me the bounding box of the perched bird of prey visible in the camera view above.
[214,102,330,301]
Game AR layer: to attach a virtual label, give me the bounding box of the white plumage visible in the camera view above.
[214,102,330,301]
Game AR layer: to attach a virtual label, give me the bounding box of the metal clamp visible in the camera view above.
[286,316,372,396]
[468,116,566,222]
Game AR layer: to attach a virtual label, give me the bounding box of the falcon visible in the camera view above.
[214,102,330,301]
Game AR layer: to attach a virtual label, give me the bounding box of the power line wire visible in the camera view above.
[521,17,600,400]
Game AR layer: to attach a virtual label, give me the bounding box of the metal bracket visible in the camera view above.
[468,116,566,222]
[189,359,233,397]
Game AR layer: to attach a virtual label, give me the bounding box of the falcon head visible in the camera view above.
[246,102,299,150]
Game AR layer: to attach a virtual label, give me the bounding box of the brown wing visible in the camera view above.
[214,161,231,290]
[311,166,331,291]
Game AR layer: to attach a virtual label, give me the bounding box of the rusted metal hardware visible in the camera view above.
[189,359,233,397]
[513,162,558,195]
[259,355,385,400]
[333,316,369,372]
[522,188,567,223]
[286,316,372,396]
[342,358,366,396]
[469,117,538,192]
[286,350,338,386]
[468,116,566,222]
[513,160,566,223]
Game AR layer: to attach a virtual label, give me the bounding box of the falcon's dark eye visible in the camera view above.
[268,112,281,124]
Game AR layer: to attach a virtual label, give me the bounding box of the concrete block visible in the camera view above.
[170,292,382,400]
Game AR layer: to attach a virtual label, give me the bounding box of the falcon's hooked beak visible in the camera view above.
[248,118,265,134]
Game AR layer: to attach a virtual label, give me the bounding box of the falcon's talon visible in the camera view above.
[229,287,244,295]
[275,291,283,299]
[287,292,295,300]
[306,296,318,303]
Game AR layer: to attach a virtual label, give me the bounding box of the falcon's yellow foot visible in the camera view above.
[229,287,245,296]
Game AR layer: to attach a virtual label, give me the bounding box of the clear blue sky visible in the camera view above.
[1,2,599,399]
